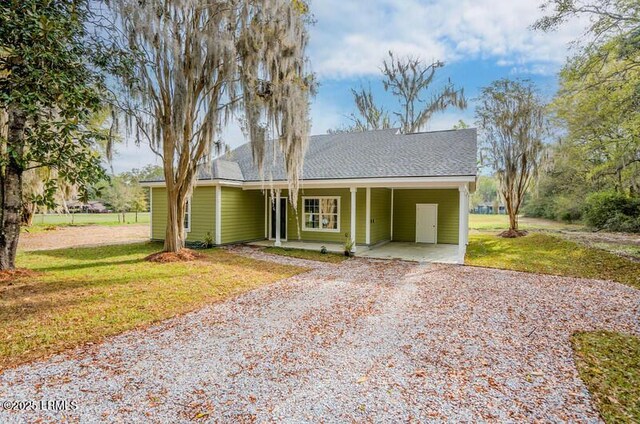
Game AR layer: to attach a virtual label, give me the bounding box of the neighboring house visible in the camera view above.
[66,200,109,213]
[142,128,477,263]
[472,204,506,214]
[87,201,109,213]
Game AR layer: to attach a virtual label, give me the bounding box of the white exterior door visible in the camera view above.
[416,204,437,244]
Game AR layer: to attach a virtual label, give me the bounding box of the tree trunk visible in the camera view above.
[0,108,26,270]
[21,202,35,226]
[164,187,186,252]
[505,198,518,231]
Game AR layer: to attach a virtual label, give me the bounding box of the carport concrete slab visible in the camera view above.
[250,240,369,254]
[360,242,460,264]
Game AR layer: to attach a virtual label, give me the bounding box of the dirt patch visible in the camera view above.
[19,224,149,251]
[0,269,42,284]
[498,229,528,238]
[145,248,205,263]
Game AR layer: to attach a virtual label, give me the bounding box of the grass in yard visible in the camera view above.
[469,214,583,231]
[263,246,347,263]
[466,232,640,289]
[572,331,640,423]
[0,242,305,370]
[590,242,640,261]
[23,212,150,233]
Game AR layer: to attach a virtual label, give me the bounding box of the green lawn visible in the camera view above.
[0,242,305,370]
[572,331,640,423]
[25,212,150,232]
[263,246,348,263]
[466,232,640,289]
[469,213,583,231]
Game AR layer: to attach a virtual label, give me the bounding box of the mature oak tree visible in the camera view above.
[382,51,466,133]
[328,86,391,133]
[330,52,466,134]
[345,86,391,132]
[0,0,108,269]
[105,0,313,252]
[475,79,546,236]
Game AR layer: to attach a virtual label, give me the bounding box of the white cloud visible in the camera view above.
[110,0,589,172]
[309,0,587,79]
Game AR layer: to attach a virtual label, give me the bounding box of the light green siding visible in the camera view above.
[370,188,391,244]
[392,189,459,244]
[273,188,357,244]
[151,187,167,241]
[186,187,216,242]
[221,187,265,244]
[150,186,216,243]
[149,185,461,247]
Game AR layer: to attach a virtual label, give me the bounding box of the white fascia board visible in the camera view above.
[140,179,243,188]
[141,176,476,190]
[242,176,476,190]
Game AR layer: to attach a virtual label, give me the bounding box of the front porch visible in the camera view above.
[250,240,460,264]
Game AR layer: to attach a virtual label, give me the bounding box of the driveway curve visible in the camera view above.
[1,246,638,423]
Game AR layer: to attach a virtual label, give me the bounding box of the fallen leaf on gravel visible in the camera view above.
[356,376,368,383]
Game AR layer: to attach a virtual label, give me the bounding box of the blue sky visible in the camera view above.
[111,0,587,172]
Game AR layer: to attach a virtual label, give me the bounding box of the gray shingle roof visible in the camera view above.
[149,128,477,182]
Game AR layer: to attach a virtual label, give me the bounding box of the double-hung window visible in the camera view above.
[184,198,192,232]
[303,197,340,232]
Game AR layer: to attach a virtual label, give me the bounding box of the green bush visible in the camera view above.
[583,192,640,232]
[555,196,583,223]
[524,194,582,222]
[523,197,555,219]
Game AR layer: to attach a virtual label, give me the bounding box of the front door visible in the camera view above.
[416,204,437,243]
[270,198,287,240]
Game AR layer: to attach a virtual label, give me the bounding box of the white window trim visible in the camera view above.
[184,197,192,233]
[302,196,341,233]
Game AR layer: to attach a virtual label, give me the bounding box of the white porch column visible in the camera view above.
[390,188,394,240]
[464,188,470,245]
[264,193,268,239]
[350,187,357,252]
[215,185,222,245]
[149,188,153,240]
[365,188,371,245]
[458,184,469,264]
[275,189,282,247]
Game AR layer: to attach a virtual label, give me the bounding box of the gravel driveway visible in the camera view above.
[1,246,639,422]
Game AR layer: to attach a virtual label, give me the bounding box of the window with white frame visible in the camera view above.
[184,198,192,232]
[303,197,340,232]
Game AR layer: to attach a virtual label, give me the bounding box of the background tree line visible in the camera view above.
[524,0,640,232]
[332,1,639,235]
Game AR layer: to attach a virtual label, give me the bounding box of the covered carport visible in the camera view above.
[360,242,460,264]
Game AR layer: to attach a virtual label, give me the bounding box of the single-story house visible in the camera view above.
[472,203,506,215]
[142,128,477,263]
